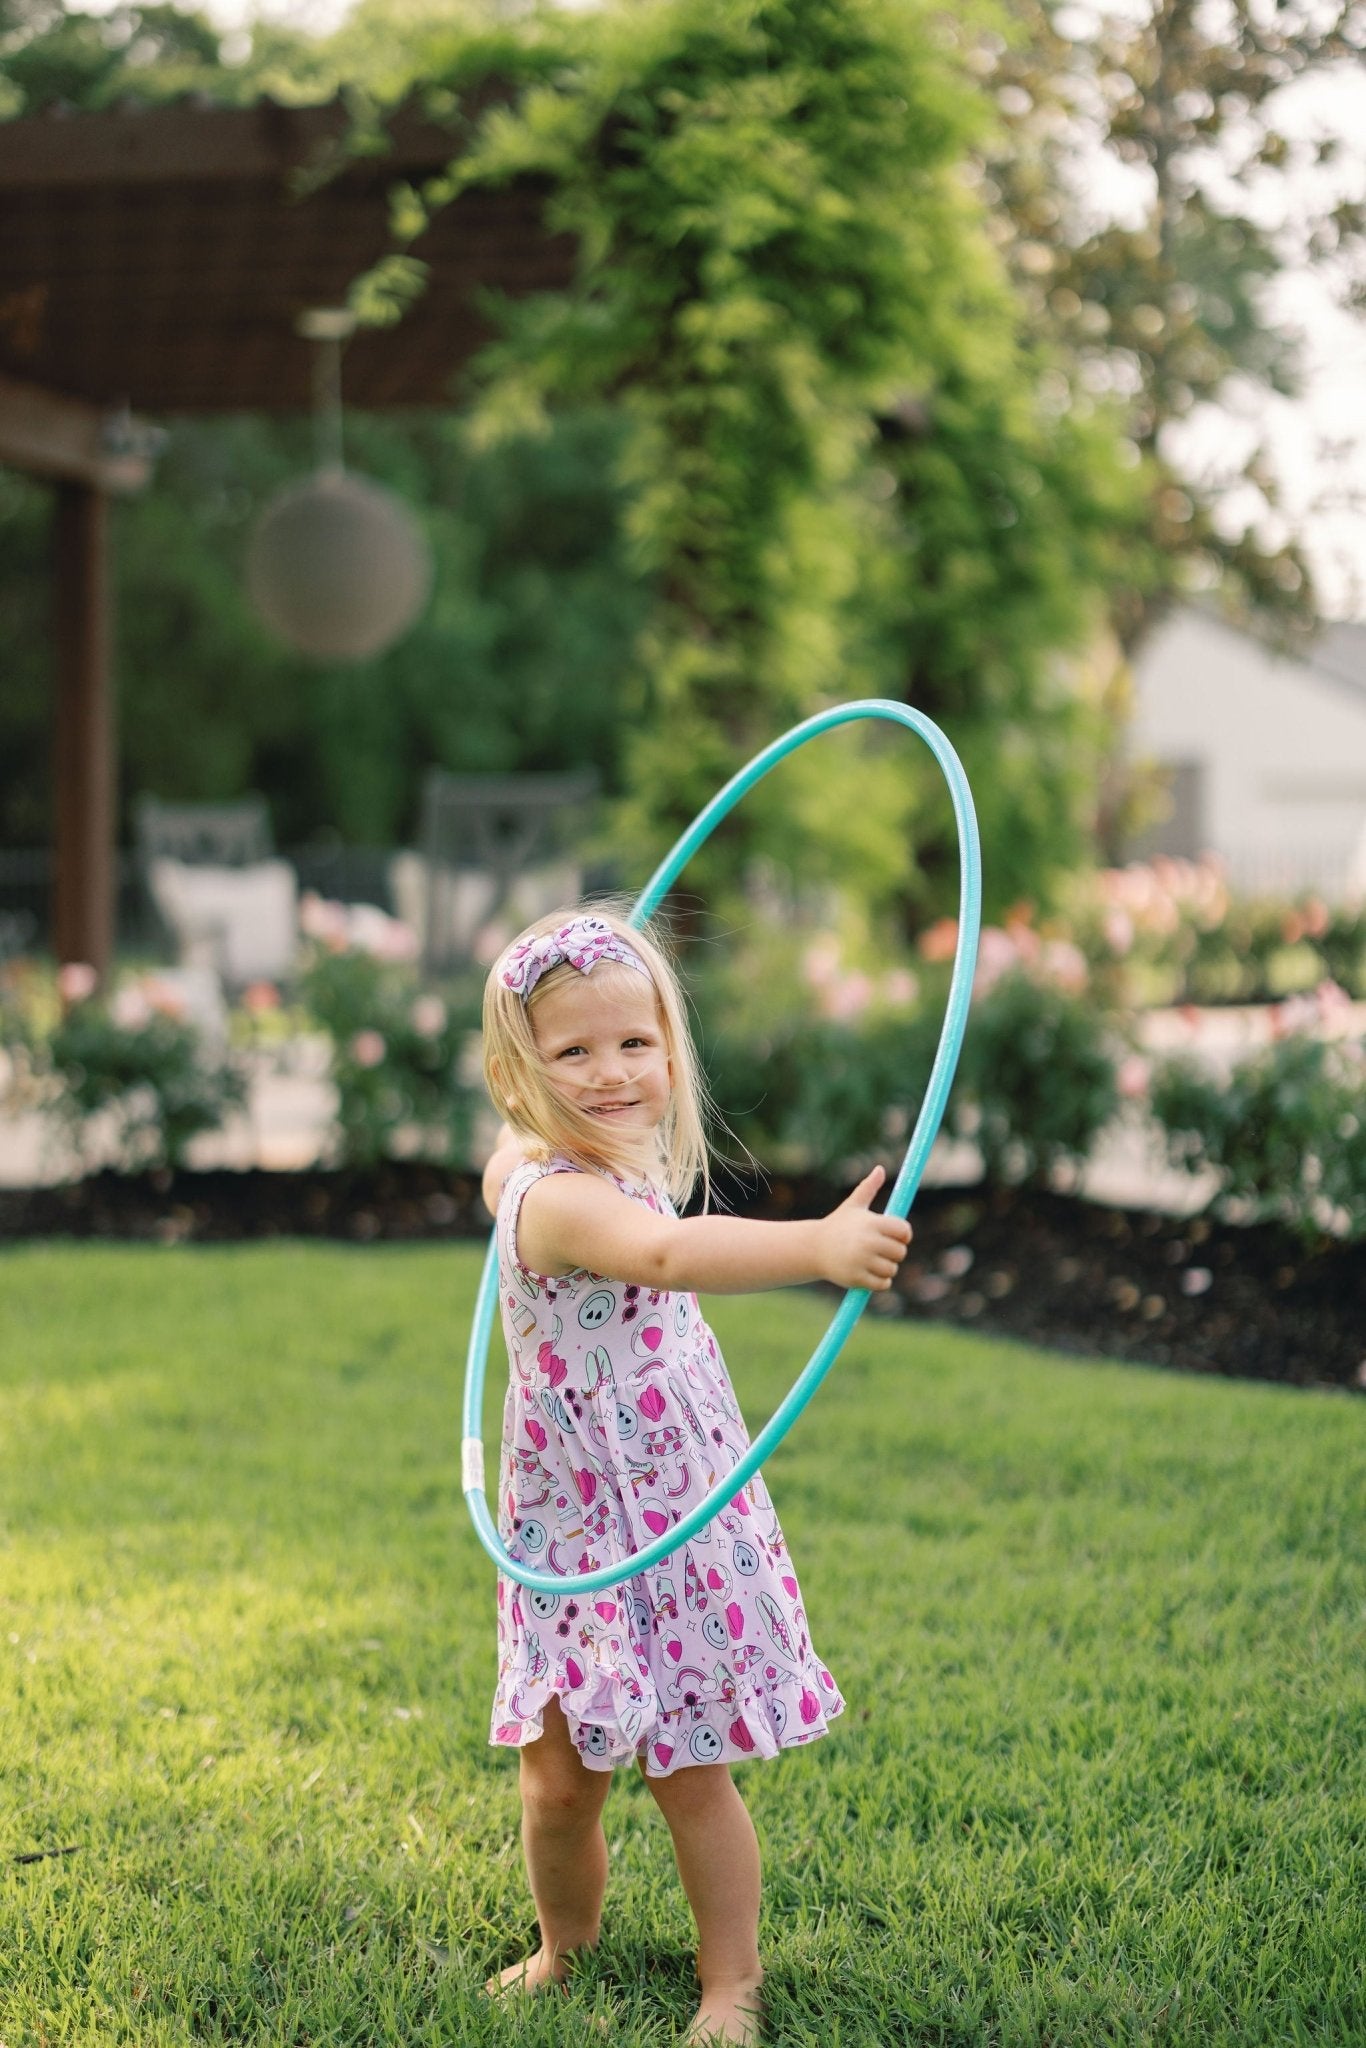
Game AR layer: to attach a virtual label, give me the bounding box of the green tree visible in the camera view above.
[0,2,228,118]
[384,0,1154,922]
[973,0,1366,635]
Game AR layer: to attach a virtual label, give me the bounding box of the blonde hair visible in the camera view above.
[481,900,711,1210]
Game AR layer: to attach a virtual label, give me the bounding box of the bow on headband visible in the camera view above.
[499,916,650,1000]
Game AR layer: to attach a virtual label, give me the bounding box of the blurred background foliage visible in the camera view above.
[1,0,1361,930]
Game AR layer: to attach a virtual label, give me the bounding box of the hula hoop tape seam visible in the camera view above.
[461,698,982,1594]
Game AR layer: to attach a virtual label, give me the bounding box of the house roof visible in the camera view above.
[1308,620,1366,702]
[1179,598,1366,713]
[0,92,574,415]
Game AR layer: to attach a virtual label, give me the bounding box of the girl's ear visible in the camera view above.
[488,1055,519,1114]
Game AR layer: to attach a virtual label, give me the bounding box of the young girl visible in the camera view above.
[479,906,911,2044]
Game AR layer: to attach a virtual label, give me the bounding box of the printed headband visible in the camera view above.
[498,915,650,1000]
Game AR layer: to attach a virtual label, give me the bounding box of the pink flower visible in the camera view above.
[918,917,958,963]
[823,971,873,1022]
[349,1029,386,1069]
[347,903,419,963]
[1117,1054,1151,1101]
[241,981,280,1015]
[1270,995,1317,1041]
[300,892,350,949]
[410,994,446,1037]
[1040,940,1088,996]
[144,978,188,1021]
[110,986,152,1030]
[1102,908,1134,957]
[801,937,841,989]
[1314,978,1353,1024]
[972,926,1019,997]
[57,962,98,1004]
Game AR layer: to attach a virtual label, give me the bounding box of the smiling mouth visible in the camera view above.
[587,1101,637,1115]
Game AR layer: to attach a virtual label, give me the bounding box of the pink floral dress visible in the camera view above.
[489,1157,844,1776]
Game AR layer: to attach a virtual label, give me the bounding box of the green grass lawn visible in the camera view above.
[1,1244,1363,2047]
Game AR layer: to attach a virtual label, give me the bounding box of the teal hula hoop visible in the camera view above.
[461,698,981,1595]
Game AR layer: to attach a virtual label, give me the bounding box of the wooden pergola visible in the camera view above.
[0,92,573,977]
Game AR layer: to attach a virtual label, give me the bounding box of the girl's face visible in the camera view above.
[530,966,671,1135]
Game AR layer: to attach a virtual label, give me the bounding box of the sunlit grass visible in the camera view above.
[1,1244,1363,2045]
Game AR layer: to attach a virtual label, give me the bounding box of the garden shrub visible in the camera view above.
[1150,1025,1366,1244]
[10,976,246,1172]
[701,965,1120,1188]
[1064,859,1366,1007]
[297,903,479,1168]
[703,1009,943,1175]
[950,968,1121,1186]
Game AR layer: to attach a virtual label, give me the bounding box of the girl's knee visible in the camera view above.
[522,1771,601,1830]
[643,1759,735,1820]
[520,1703,609,1825]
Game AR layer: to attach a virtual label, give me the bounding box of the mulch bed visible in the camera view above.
[2,1161,1361,1395]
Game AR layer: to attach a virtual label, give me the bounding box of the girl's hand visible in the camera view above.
[820,1165,912,1291]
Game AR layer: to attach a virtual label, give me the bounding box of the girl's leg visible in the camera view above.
[489,1696,613,1995]
[642,1761,763,2044]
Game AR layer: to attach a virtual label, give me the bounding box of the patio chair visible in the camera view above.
[135,794,298,991]
[402,768,599,973]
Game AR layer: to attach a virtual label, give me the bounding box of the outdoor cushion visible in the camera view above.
[148,857,298,986]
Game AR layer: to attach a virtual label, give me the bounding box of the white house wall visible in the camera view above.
[1129,608,1366,896]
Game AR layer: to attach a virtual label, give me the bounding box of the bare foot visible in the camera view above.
[485,1946,571,1997]
[686,1979,763,2045]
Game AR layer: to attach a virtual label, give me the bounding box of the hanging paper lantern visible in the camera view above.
[246,468,432,662]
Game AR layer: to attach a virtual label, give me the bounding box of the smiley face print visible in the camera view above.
[689,1725,724,1762]
[578,1289,616,1330]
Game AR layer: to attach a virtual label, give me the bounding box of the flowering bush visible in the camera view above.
[702,937,1120,1189]
[297,895,478,1167]
[1150,983,1366,1243]
[5,963,246,1171]
[1061,859,1366,1007]
[949,969,1121,1186]
[703,1009,945,1173]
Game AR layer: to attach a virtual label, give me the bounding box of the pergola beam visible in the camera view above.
[0,369,152,492]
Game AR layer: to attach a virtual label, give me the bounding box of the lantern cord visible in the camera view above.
[312,335,345,476]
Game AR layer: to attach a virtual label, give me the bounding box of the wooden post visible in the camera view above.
[53,480,114,982]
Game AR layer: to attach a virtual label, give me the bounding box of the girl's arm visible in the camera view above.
[481,1123,526,1217]
[518,1165,911,1295]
